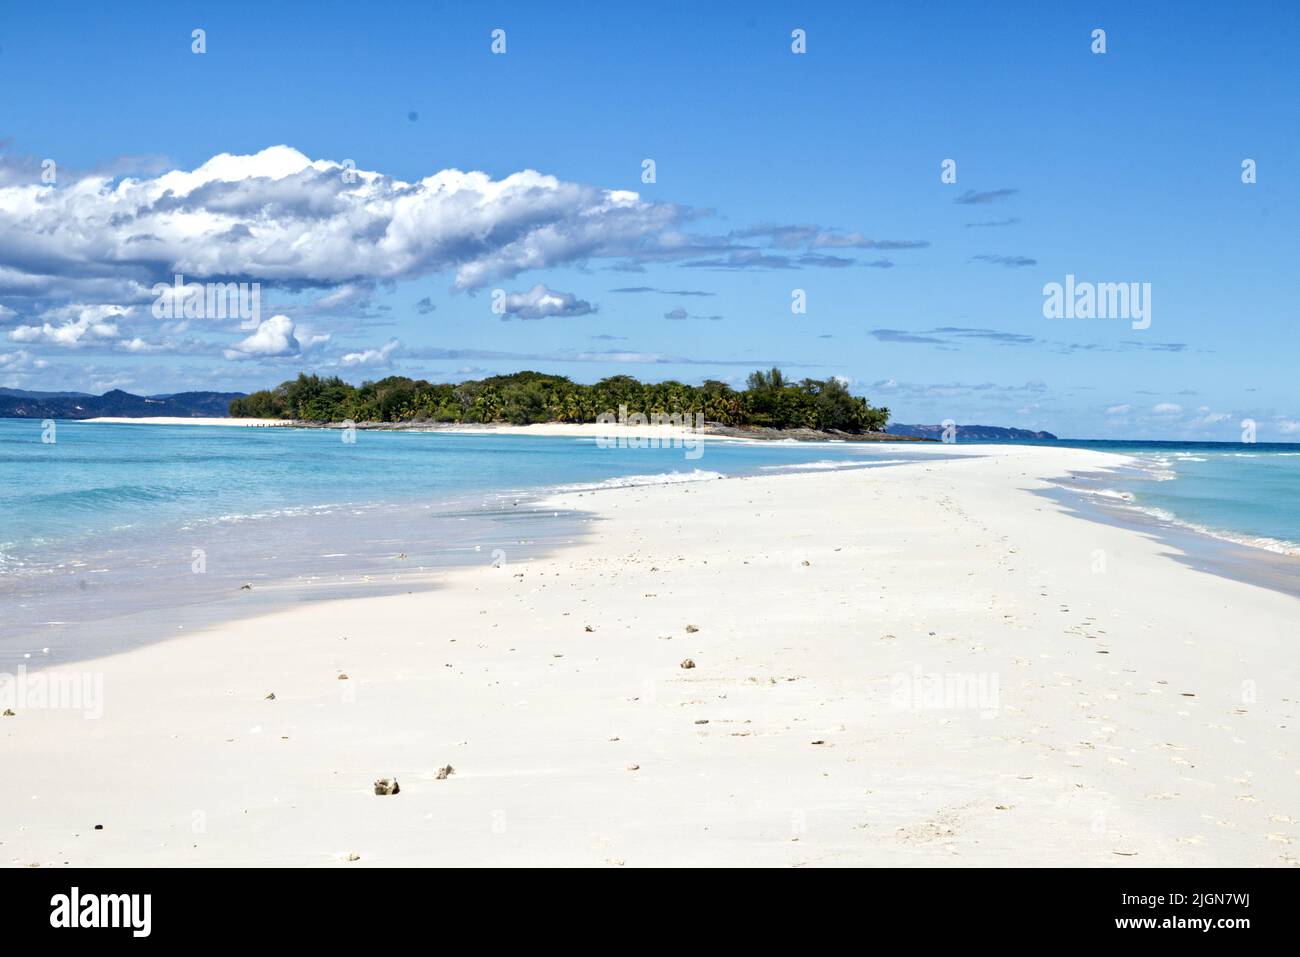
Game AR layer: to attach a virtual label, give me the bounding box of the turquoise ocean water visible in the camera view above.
[0,420,930,566]
[1011,440,1300,556]
[0,420,928,657]
[2,421,1298,659]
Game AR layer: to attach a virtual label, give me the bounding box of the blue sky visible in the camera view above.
[0,0,1296,439]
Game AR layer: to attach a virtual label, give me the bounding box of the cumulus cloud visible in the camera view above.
[223,314,318,359]
[1152,402,1183,415]
[0,145,947,375]
[340,338,401,368]
[0,145,683,298]
[1192,406,1232,425]
[118,337,162,353]
[498,284,595,319]
[9,304,129,347]
[1,145,925,351]
[312,283,374,312]
[0,348,47,372]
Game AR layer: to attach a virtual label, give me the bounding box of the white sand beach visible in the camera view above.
[3,443,1297,867]
[78,418,762,441]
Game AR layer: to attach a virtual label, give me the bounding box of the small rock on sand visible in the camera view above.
[626,763,640,771]
[680,659,696,669]
[436,765,454,780]
[337,673,349,680]
[2,708,14,717]
[373,778,400,796]
[685,624,699,634]
[265,692,276,700]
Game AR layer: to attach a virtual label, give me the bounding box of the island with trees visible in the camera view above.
[228,368,892,435]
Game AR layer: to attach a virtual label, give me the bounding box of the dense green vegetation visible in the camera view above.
[229,368,890,432]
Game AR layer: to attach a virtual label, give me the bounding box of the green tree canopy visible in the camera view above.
[229,369,889,434]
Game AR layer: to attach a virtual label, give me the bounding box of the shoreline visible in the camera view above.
[1,430,936,665]
[0,498,593,669]
[4,444,1298,866]
[1042,482,1300,600]
[78,416,931,444]
[1048,459,1300,569]
[9,429,1299,659]
[9,437,1300,661]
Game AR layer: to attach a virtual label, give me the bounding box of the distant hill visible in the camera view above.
[0,389,245,419]
[0,387,94,399]
[886,423,1057,441]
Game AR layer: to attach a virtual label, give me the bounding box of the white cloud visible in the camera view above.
[1105,404,1132,415]
[223,314,303,359]
[0,146,680,296]
[340,339,401,368]
[499,284,595,319]
[8,304,129,347]
[313,283,374,312]
[1275,418,1300,434]
[1152,402,1182,415]
[119,337,163,353]
[0,348,47,371]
